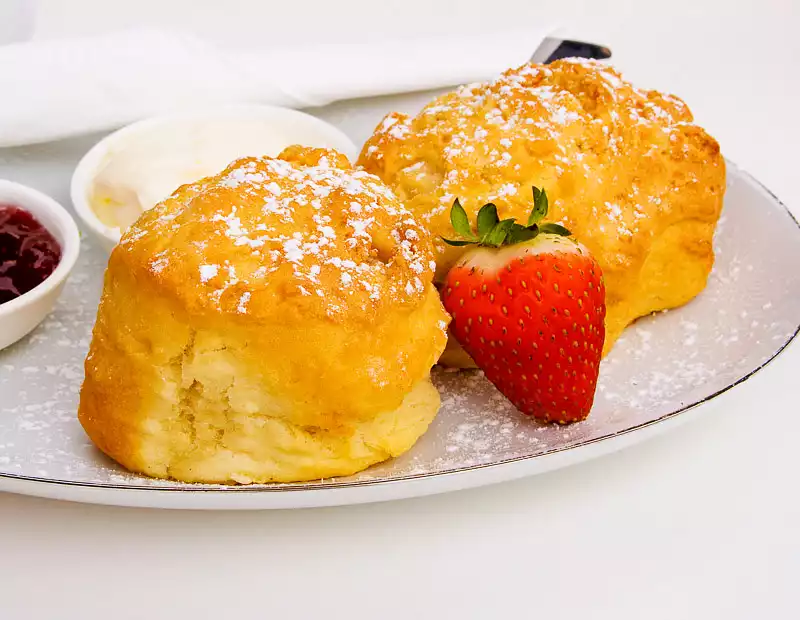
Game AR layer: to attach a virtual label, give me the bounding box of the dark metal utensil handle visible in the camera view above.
[530,36,612,64]
[546,39,612,63]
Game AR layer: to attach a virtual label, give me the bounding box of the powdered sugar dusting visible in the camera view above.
[236,291,251,314]
[0,105,797,493]
[122,151,437,318]
[361,58,708,255]
[199,264,219,283]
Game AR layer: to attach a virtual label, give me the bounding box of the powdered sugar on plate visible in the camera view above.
[0,165,797,490]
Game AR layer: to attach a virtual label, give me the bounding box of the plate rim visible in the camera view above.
[1,168,798,502]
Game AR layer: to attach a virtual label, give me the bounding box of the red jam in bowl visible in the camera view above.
[0,205,62,305]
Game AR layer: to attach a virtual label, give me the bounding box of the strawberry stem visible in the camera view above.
[441,186,572,248]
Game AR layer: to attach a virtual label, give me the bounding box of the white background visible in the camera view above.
[1,0,799,618]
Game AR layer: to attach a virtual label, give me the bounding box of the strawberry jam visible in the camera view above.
[0,205,62,304]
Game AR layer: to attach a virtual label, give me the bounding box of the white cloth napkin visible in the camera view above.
[0,28,554,147]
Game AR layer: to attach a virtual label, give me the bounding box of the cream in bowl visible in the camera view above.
[0,180,80,351]
[71,105,358,250]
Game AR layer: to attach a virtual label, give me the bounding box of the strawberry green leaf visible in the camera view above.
[484,219,516,247]
[539,222,572,236]
[449,198,477,241]
[441,237,476,246]
[445,188,570,250]
[507,223,539,244]
[528,187,549,226]
[477,203,499,239]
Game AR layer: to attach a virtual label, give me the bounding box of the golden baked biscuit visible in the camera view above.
[359,59,725,357]
[79,147,449,484]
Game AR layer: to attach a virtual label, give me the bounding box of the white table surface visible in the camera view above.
[2,1,798,618]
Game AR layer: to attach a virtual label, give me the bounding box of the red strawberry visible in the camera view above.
[441,188,606,423]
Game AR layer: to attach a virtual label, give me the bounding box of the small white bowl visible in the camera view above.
[71,105,358,252]
[0,180,81,351]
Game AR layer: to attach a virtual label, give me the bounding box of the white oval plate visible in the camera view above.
[0,100,798,510]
